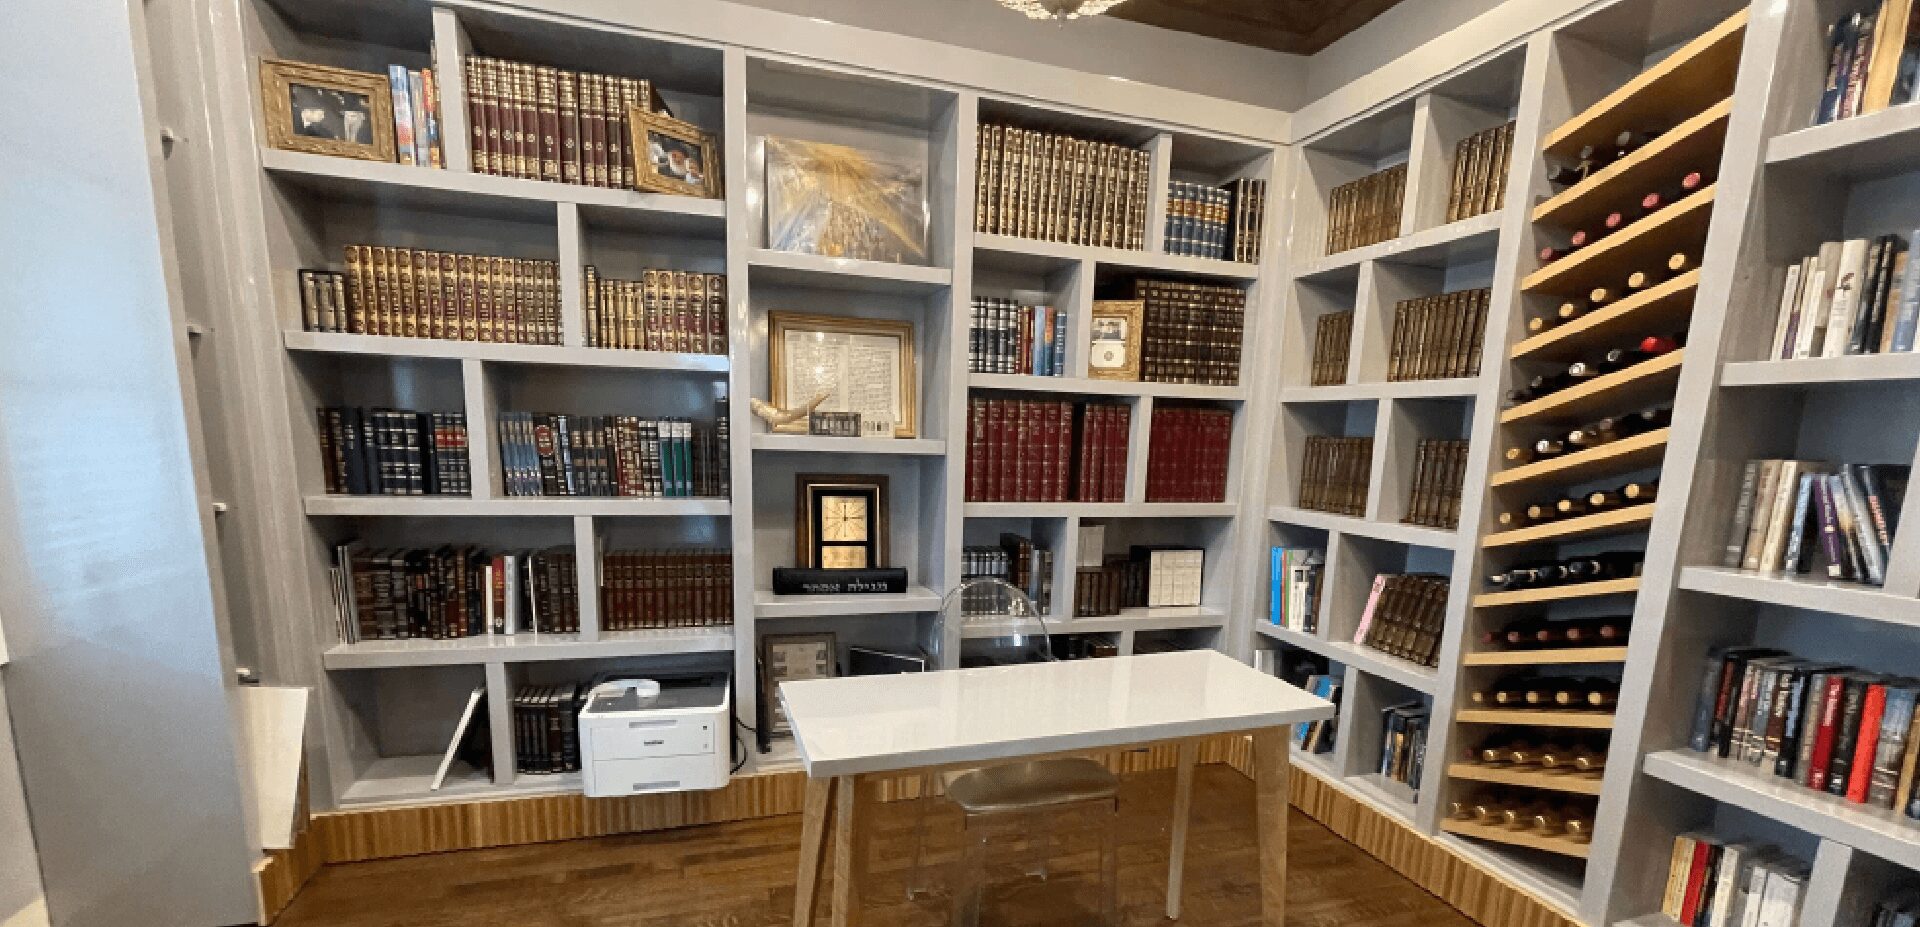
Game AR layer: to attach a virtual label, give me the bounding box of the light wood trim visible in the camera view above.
[256,826,326,924]
[1482,504,1655,548]
[1533,100,1734,227]
[1446,762,1605,796]
[793,777,833,927]
[1440,818,1593,859]
[1461,646,1629,667]
[1167,740,1199,919]
[830,775,872,927]
[1490,429,1670,489]
[1251,728,1290,927]
[1540,9,1749,156]
[1519,187,1717,294]
[1473,577,1640,608]
[1498,350,1685,426]
[1455,708,1616,729]
[1511,271,1700,362]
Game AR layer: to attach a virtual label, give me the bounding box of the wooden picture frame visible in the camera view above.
[629,108,721,198]
[768,312,917,438]
[760,631,838,738]
[259,58,396,162]
[1088,299,1145,381]
[794,473,890,570]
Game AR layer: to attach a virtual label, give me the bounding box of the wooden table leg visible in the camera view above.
[831,775,873,927]
[793,776,834,927]
[1251,728,1290,927]
[1166,739,1199,919]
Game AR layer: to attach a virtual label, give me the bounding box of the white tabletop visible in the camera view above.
[778,649,1336,777]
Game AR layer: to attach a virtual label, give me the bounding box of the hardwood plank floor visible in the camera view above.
[275,766,1476,927]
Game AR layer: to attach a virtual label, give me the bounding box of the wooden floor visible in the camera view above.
[275,765,1478,927]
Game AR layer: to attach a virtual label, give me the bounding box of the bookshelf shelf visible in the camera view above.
[1455,708,1615,730]
[303,496,731,518]
[1641,750,1920,870]
[1766,102,1920,182]
[1532,99,1734,231]
[1440,818,1594,859]
[1498,350,1686,427]
[1267,505,1459,550]
[1519,187,1717,296]
[1718,353,1920,388]
[338,754,499,806]
[1481,504,1656,549]
[1676,566,1920,630]
[1460,646,1629,667]
[748,736,804,776]
[321,628,737,669]
[964,501,1238,518]
[1472,578,1641,609]
[1509,272,1699,364]
[1021,606,1226,636]
[1292,210,1502,284]
[1446,762,1606,796]
[967,373,1247,401]
[1489,429,1671,491]
[1254,622,1325,651]
[1319,640,1439,694]
[1278,377,1480,403]
[284,331,731,372]
[972,233,1260,281]
[1349,773,1419,824]
[752,586,943,619]
[1539,9,1748,159]
[748,434,949,456]
[747,249,952,295]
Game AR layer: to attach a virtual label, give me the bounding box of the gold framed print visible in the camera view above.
[760,631,837,737]
[259,59,396,162]
[628,108,721,198]
[1088,299,1145,381]
[768,312,917,438]
[764,136,928,264]
[795,473,890,570]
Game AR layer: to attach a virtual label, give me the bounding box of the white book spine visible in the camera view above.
[1741,460,1784,571]
[1767,262,1804,360]
[1792,264,1830,359]
[1821,238,1872,357]
[1756,461,1803,572]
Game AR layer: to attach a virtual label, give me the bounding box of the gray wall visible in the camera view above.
[0,0,259,924]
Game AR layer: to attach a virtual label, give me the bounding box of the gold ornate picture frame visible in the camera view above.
[1087,299,1145,381]
[768,312,917,438]
[259,58,395,162]
[794,473,890,570]
[760,631,837,738]
[629,109,721,198]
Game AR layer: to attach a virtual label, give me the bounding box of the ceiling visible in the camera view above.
[1110,0,1411,54]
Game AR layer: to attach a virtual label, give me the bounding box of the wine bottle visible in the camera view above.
[1530,808,1567,834]
[1560,617,1627,646]
[1503,444,1535,464]
[1543,164,1578,189]
[1501,801,1549,830]
[1568,228,1593,250]
[1586,488,1628,510]
[1638,333,1683,355]
[1533,437,1568,458]
[1633,406,1674,430]
[1538,245,1567,264]
[1624,267,1664,292]
[1641,170,1709,212]
[1556,300,1590,324]
[1588,285,1616,307]
[1621,480,1659,503]
[1508,744,1545,766]
[1570,749,1606,772]
[1564,813,1595,841]
[1563,551,1644,581]
[1524,502,1556,524]
[1471,798,1505,824]
[1555,496,1590,518]
[1613,128,1659,154]
[1566,417,1622,448]
[1526,314,1556,334]
[1666,252,1695,274]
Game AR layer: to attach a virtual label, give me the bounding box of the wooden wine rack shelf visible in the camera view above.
[1461,646,1629,667]
[1511,270,1700,363]
[1533,98,1734,230]
[1541,8,1748,159]
[1490,428,1670,490]
[1456,708,1616,730]
[1441,818,1595,859]
[1521,186,1717,297]
[1482,504,1656,549]
[1473,578,1640,608]
[1447,762,1607,796]
[1499,350,1685,427]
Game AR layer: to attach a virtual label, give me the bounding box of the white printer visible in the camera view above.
[578,676,731,797]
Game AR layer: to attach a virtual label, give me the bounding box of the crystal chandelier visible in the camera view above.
[997,0,1132,21]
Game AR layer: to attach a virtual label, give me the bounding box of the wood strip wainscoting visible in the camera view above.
[258,733,1578,927]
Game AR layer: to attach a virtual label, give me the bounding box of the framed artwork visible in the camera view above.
[259,59,395,162]
[794,473,890,570]
[764,136,928,265]
[1087,299,1145,381]
[760,631,838,738]
[768,312,917,438]
[628,109,722,198]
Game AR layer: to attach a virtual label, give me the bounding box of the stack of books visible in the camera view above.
[1325,163,1407,254]
[316,407,470,496]
[960,533,1055,616]
[582,267,728,354]
[975,125,1150,249]
[514,683,584,775]
[1378,702,1431,794]
[1660,836,1810,927]
[328,544,577,642]
[1145,406,1233,503]
[1386,288,1490,381]
[964,398,1129,503]
[310,246,561,344]
[1134,278,1247,386]
[1351,573,1449,668]
[496,413,729,499]
[597,548,734,629]
[1268,547,1324,632]
[1404,438,1470,529]
[1763,235,1920,358]
[1722,460,1908,586]
[462,56,670,189]
[1298,436,1374,516]
[1443,121,1515,223]
[969,297,1066,376]
[1810,2,1920,126]
[1296,674,1342,753]
[1074,558,1144,617]
[385,65,445,169]
[1162,178,1266,262]
[1310,310,1355,386]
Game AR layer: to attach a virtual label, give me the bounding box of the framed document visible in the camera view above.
[259,59,396,163]
[795,473,890,569]
[1088,299,1144,381]
[760,631,838,737]
[768,312,917,438]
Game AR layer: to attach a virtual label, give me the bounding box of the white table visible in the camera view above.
[778,649,1336,926]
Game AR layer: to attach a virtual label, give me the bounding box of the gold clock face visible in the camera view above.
[819,545,869,569]
[820,495,869,542]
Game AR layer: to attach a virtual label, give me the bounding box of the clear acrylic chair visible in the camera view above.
[908,577,1121,926]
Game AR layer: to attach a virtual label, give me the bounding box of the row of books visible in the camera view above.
[1765,235,1920,359]
[387,66,445,169]
[316,407,471,496]
[598,548,733,630]
[328,544,577,642]
[1144,406,1233,503]
[514,683,584,775]
[1722,460,1908,586]
[497,413,729,499]
[968,298,1066,376]
[1660,836,1809,927]
[1309,310,1355,386]
[1074,558,1146,618]
[463,55,670,190]
[1688,646,1920,818]
[1404,438,1469,529]
[1296,674,1342,753]
[1443,121,1514,224]
[1812,2,1920,126]
[1162,178,1267,263]
[963,398,1130,503]
[1352,573,1449,668]
[581,266,727,354]
[1325,162,1407,255]
[306,245,562,345]
[960,533,1055,616]
[1377,701,1431,795]
[974,124,1150,250]
[1267,547,1325,633]
[1297,436,1373,517]
[1386,288,1490,382]
[1133,280,1247,386]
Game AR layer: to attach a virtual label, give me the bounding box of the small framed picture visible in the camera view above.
[259,59,395,162]
[1088,299,1145,381]
[761,631,838,737]
[629,109,721,198]
[768,312,917,438]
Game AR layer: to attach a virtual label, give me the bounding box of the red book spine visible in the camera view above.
[1018,400,1038,501]
[1055,401,1071,502]
[1078,404,1096,503]
[1809,675,1848,790]
[1109,404,1131,502]
[1846,683,1887,802]
[994,399,1011,502]
[966,398,986,502]
[983,399,1001,501]
[1678,839,1712,925]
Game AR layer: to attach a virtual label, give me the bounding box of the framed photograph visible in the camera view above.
[761,631,838,737]
[765,136,928,265]
[768,312,917,438]
[1087,299,1145,381]
[259,59,395,162]
[795,473,890,570]
[629,109,721,198]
